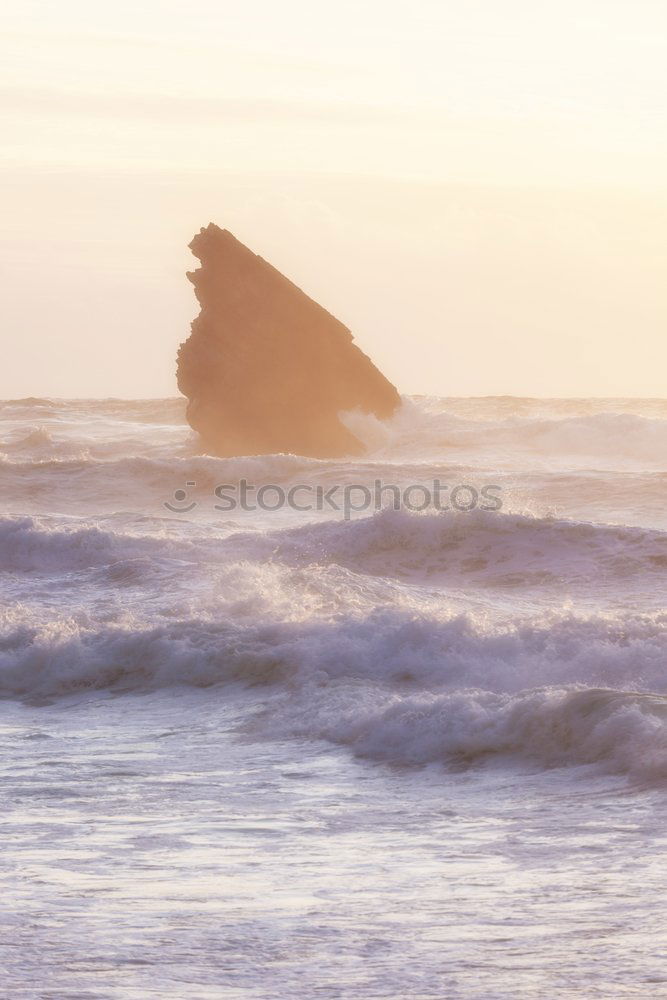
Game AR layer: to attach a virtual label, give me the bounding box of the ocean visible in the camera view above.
[1,395,666,998]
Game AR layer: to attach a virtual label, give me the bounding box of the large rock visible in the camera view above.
[177,224,401,457]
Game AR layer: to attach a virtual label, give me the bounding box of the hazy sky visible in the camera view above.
[2,0,666,397]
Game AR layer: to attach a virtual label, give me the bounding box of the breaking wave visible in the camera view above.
[351,399,667,469]
[272,684,667,780]
[0,608,666,779]
[261,507,667,585]
[4,507,667,593]
[4,508,667,589]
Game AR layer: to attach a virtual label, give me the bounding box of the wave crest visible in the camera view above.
[261,508,667,586]
[1,608,666,780]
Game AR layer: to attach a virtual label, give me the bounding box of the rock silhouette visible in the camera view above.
[177,224,400,457]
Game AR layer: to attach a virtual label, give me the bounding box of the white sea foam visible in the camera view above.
[1,602,666,778]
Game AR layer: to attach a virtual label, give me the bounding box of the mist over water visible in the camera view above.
[1,395,666,997]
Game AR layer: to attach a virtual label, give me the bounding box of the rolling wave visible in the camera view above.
[270,684,667,779]
[1,608,665,778]
[261,508,667,585]
[3,508,667,589]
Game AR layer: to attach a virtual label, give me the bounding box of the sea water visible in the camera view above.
[1,396,666,998]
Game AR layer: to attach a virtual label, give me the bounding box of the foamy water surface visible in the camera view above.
[1,396,666,998]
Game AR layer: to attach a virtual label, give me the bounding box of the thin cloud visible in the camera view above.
[1,85,432,126]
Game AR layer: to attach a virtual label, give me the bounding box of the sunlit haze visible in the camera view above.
[3,5,667,991]
[2,0,666,397]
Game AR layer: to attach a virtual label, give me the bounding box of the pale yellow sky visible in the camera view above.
[1,0,666,397]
